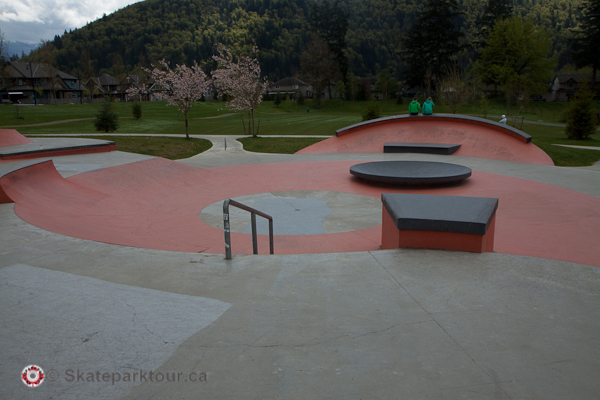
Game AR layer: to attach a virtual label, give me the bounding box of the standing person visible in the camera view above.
[408,97,421,115]
[499,115,507,124]
[422,97,435,115]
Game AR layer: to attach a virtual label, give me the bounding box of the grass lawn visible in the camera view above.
[28,135,213,160]
[518,124,600,166]
[5,98,599,166]
[238,137,327,154]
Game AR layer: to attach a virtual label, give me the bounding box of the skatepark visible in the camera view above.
[1,115,600,399]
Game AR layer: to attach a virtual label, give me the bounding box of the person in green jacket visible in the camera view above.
[408,97,421,115]
[422,97,435,115]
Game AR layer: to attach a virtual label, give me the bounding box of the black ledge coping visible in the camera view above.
[0,141,115,158]
[382,193,499,235]
[336,114,532,143]
[384,142,461,155]
[350,161,472,186]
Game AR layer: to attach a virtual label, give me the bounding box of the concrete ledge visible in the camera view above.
[350,161,471,186]
[0,141,115,160]
[381,193,498,253]
[384,142,461,155]
[336,114,532,143]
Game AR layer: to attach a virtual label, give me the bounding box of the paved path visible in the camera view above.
[1,130,600,399]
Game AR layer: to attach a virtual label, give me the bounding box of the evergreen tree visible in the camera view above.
[94,101,119,133]
[475,0,513,48]
[132,101,142,120]
[400,0,466,95]
[570,0,600,88]
[565,82,597,140]
[309,0,349,79]
[274,92,282,106]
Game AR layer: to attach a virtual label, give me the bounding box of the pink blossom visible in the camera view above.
[143,59,211,139]
[212,45,268,137]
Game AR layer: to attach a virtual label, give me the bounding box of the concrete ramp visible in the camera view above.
[0,129,34,147]
[0,160,108,205]
[297,114,554,165]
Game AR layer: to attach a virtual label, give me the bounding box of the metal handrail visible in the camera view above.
[223,199,274,259]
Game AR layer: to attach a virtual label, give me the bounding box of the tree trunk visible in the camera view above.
[184,111,189,139]
[251,109,256,137]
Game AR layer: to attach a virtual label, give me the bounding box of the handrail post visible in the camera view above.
[223,199,274,259]
[251,212,258,254]
[223,199,232,260]
[269,218,274,255]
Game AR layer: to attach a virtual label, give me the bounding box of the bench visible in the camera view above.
[384,142,461,155]
[381,193,498,253]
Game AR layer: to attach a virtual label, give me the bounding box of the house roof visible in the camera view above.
[94,74,120,86]
[6,61,78,80]
[270,77,308,88]
[555,74,600,84]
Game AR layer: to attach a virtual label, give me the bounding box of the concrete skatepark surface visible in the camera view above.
[1,120,600,399]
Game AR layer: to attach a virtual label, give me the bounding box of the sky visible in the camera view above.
[0,0,145,44]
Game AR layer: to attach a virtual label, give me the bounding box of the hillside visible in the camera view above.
[22,0,583,81]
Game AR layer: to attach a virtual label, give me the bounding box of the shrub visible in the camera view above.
[362,102,381,121]
[132,101,142,120]
[94,101,119,133]
[274,92,282,106]
[565,83,596,140]
[565,99,596,139]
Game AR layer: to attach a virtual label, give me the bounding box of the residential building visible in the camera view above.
[1,61,82,104]
[84,74,120,100]
[268,77,312,99]
[551,74,600,101]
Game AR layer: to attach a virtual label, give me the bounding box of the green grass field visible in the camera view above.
[3,98,599,166]
[27,135,213,160]
[238,137,327,153]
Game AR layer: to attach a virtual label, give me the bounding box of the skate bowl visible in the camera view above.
[1,157,600,267]
[297,114,553,166]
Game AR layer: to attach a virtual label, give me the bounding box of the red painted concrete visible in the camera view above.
[382,209,496,253]
[297,119,553,165]
[337,116,531,143]
[381,205,400,250]
[3,158,599,267]
[0,160,107,204]
[0,129,34,147]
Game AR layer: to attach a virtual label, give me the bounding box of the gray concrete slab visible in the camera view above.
[201,191,381,235]
[1,205,599,399]
[0,137,114,159]
[1,139,600,399]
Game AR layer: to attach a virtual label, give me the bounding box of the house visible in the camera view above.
[1,61,82,104]
[551,74,600,101]
[84,74,120,100]
[268,77,312,99]
[118,75,155,101]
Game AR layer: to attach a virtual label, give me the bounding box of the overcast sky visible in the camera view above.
[1,0,145,44]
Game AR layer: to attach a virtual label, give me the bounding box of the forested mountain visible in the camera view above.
[22,0,583,81]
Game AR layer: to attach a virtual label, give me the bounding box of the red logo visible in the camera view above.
[21,365,45,387]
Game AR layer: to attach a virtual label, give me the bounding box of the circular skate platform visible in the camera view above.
[350,161,472,186]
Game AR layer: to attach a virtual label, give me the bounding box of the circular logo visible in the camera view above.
[21,365,45,387]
